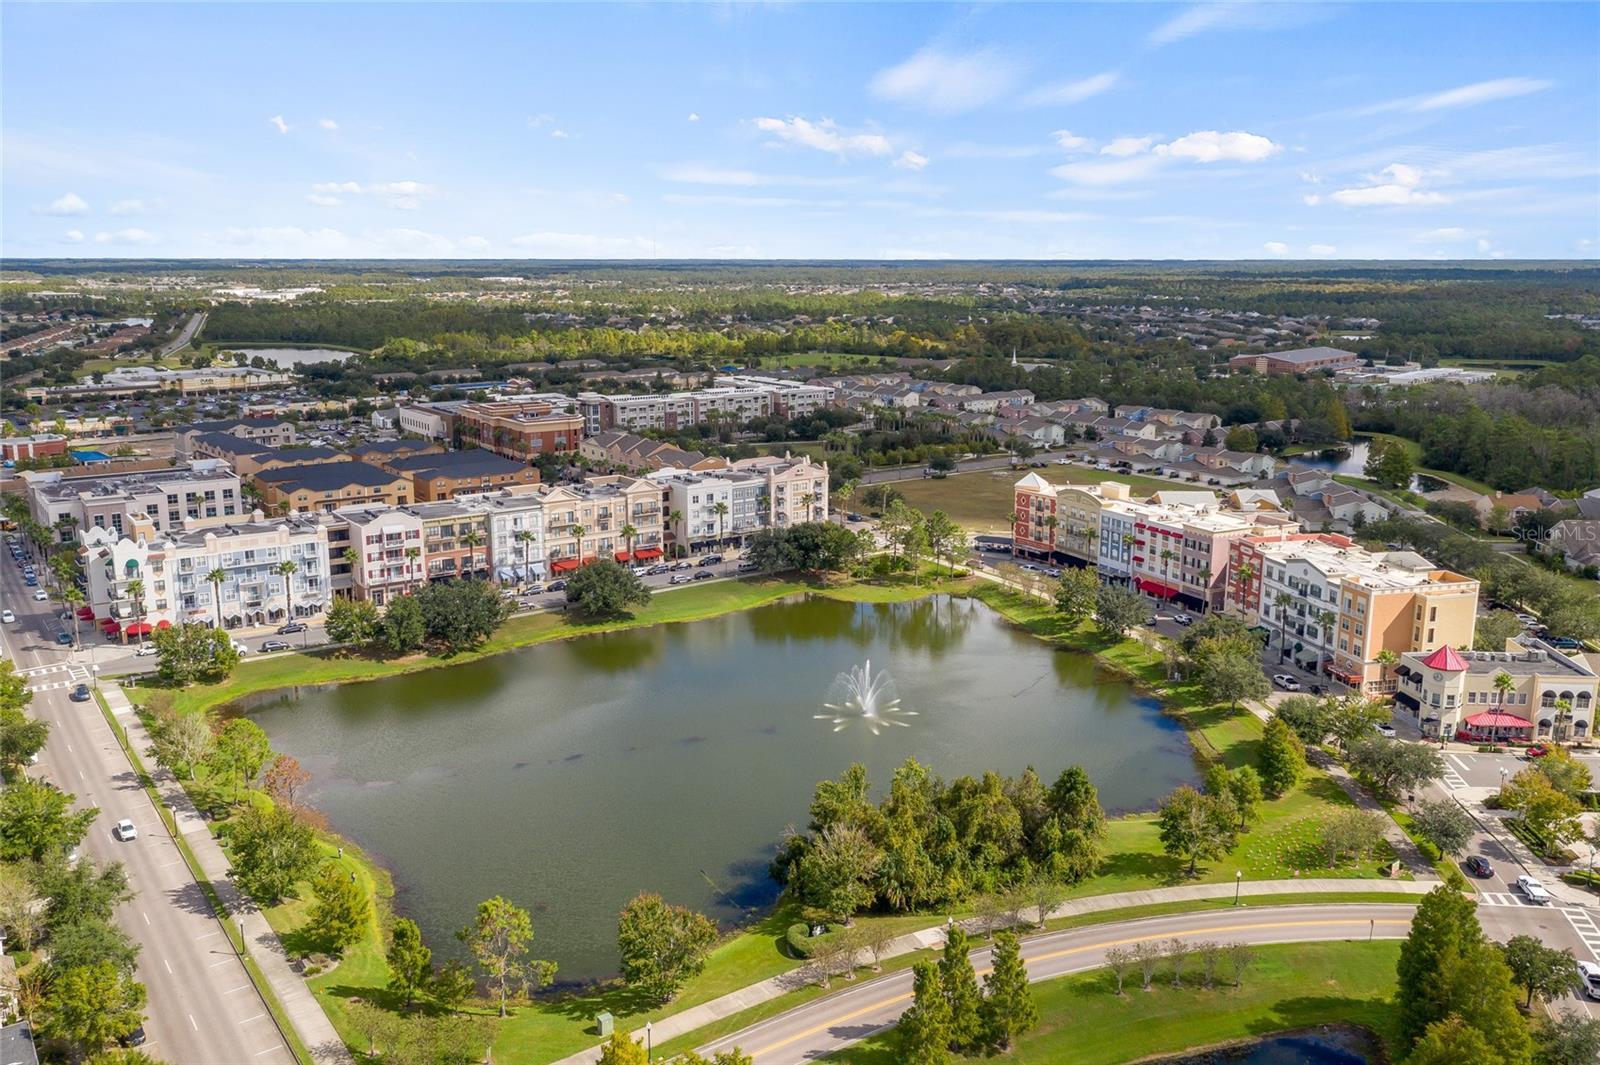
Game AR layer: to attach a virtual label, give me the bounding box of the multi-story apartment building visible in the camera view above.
[403,503,490,582]
[376,448,540,502]
[24,461,244,542]
[335,506,427,607]
[176,417,297,459]
[454,400,583,459]
[541,476,665,573]
[714,375,835,418]
[736,454,830,527]
[1396,639,1598,742]
[1130,505,1297,613]
[474,487,547,584]
[650,469,766,551]
[1228,532,1479,694]
[254,461,412,514]
[77,512,330,635]
[1012,477,1136,567]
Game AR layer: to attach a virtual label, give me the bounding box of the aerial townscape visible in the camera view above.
[2,3,1599,1065]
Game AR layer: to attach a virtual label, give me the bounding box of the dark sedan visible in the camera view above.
[1465,855,1494,878]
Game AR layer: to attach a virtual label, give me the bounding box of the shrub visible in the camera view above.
[786,921,845,959]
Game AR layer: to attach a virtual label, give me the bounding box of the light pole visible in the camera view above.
[645,1021,652,1062]
[1234,870,1243,906]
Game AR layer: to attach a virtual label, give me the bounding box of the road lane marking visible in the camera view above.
[142,911,150,926]
[1563,909,1600,961]
[163,958,172,974]
[196,930,224,940]
[748,916,1411,1058]
[210,956,237,966]
[189,1014,199,1031]
[239,1012,267,1024]
[256,1048,284,1057]
[223,983,252,994]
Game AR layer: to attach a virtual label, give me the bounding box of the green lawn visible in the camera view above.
[893,467,1179,533]
[826,940,1401,1064]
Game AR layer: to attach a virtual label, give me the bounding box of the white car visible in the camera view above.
[1516,874,1552,905]
[231,640,250,654]
[1272,674,1302,692]
[1373,722,1397,738]
[33,589,47,601]
[1577,960,1600,1001]
[134,643,159,657]
[1515,613,1538,626]
[112,819,138,842]
[669,574,692,585]
[0,609,14,624]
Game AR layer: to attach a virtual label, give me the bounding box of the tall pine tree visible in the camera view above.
[980,930,1038,1051]
[899,962,954,1065]
[940,927,983,1053]
[1396,885,1484,1047]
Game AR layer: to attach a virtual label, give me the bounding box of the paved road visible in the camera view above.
[159,310,206,357]
[697,901,1597,1062]
[2,544,295,1064]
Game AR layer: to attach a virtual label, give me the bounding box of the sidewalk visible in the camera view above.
[547,877,1433,1065]
[102,683,353,1065]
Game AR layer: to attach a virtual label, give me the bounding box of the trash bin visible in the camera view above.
[596,1012,614,1038]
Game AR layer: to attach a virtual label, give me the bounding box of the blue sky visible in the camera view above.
[4,2,1597,260]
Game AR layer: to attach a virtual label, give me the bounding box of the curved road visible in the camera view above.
[698,904,1418,1063]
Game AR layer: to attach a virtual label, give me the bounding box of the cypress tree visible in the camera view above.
[1257,717,1305,798]
[940,926,984,1053]
[899,961,954,1065]
[980,930,1038,1051]
[1396,885,1484,1048]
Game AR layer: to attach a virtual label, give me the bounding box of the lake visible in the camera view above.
[222,346,355,366]
[1289,439,1425,492]
[246,594,1197,980]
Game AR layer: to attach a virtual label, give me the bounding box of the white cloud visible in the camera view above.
[1148,3,1242,45]
[527,113,555,128]
[1148,2,1328,46]
[549,129,571,139]
[869,46,1018,114]
[657,164,857,188]
[1302,194,1323,206]
[214,226,353,254]
[319,118,339,131]
[40,192,90,216]
[306,194,344,207]
[894,150,930,171]
[459,235,492,253]
[1051,154,1167,186]
[94,228,158,245]
[1416,227,1471,241]
[370,181,437,210]
[63,229,85,243]
[268,115,289,134]
[109,198,162,216]
[313,181,364,195]
[687,112,700,123]
[1308,244,1338,255]
[1053,130,1093,152]
[1021,71,1119,107]
[1325,163,1448,207]
[753,116,892,157]
[1262,241,1289,254]
[1156,130,1280,163]
[1414,77,1552,112]
[508,231,656,256]
[1100,136,1156,157]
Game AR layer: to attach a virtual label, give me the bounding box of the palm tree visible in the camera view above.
[275,560,298,626]
[205,567,227,630]
[835,479,859,515]
[1493,670,1516,714]
[800,491,819,524]
[1044,514,1059,555]
[1553,698,1573,742]
[1158,548,1176,601]
[403,546,421,588]
[712,501,729,548]
[1080,525,1099,560]
[1374,649,1398,692]
[619,522,639,562]
[665,509,684,558]
[1274,591,1294,663]
[126,578,146,646]
[568,524,586,564]
[63,586,85,650]
[459,530,484,578]
[514,529,536,588]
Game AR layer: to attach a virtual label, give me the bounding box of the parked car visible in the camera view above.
[112,819,138,842]
[1577,960,1600,1001]
[24,577,37,587]
[134,643,159,657]
[693,570,715,580]
[846,512,863,522]
[697,554,723,567]
[33,588,47,601]
[1172,612,1195,626]
[119,1024,148,1048]
[70,683,91,702]
[669,574,692,585]
[1515,613,1538,626]
[276,622,308,635]
[1548,637,1583,651]
[1373,722,1397,738]
[524,583,544,595]
[1465,855,1494,878]
[1516,874,1552,904]
[672,560,694,571]
[647,564,670,575]
[547,580,567,592]
[1043,567,1061,578]
[231,640,250,654]
[260,639,292,653]
[1271,674,1302,692]
[55,632,73,646]
[1524,745,1550,759]
[737,560,758,572]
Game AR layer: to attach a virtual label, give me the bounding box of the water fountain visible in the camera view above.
[815,660,916,734]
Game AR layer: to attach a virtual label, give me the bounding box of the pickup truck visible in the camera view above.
[1516,874,1553,905]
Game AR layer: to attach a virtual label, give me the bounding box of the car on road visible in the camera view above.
[697,554,723,567]
[1465,855,1494,878]
[632,565,653,577]
[547,580,567,592]
[1172,612,1195,626]
[54,632,73,646]
[33,588,47,600]
[276,622,308,634]
[231,640,250,654]
[1043,567,1061,578]
[134,643,158,657]
[1271,674,1302,691]
[647,564,670,576]
[693,570,715,580]
[1515,613,1538,626]
[669,574,692,585]
[112,819,137,842]
[846,512,863,522]
[1515,874,1552,904]
[119,1024,148,1048]
[1523,745,1549,759]
[737,560,758,572]
[1577,960,1600,1001]
[1373,722,1397,738]
[70,683,92,702]
[1548,637,1584,650]
[260,639,292,653]
[24,576,37,587]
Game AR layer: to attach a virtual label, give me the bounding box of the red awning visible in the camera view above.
[156,619,171,629]
[1135,577,1179,599]
[614,550,632,562]
[550,558,580,573]
[634,547,662,560]
[125,622,152,637]
[100,619,121,632]
[76,606,95,620]
[1463,711,1533,729]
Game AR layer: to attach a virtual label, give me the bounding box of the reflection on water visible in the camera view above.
[1162,1029,1372,1064]
[248,594,1197,980]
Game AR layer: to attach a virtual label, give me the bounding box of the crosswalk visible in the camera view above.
[26,664,90,694]
[1479,891,1543,908]
[1564,908,1600,961]
[1441,753,1471,792]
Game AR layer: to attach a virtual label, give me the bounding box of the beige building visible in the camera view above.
[541,476,666,573]
[1396,640,1599,742]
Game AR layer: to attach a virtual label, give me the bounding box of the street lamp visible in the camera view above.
[1234,870,1243,906]
[644,1021,652,1062]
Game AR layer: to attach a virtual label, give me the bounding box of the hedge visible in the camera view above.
[785,921,845,959]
